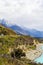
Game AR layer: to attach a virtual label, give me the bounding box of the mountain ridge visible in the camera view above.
[9,25,43,37]
[0,19,43,37]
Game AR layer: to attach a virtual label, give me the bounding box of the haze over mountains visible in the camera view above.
[0,19,43,37]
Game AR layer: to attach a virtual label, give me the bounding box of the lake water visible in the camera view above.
[34,54,43,63]
[40,46,43,50]
[34,45,43,63]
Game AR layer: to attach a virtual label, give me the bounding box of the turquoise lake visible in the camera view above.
[34,54,43,63]
[34,46,43,63]
[40,46,43,50]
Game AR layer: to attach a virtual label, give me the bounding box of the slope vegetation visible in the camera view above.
[0,25,42,65]
[0,24,16,35]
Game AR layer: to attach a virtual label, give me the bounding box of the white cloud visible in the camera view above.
[0,0,43,30]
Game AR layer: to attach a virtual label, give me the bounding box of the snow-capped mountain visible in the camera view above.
[9,25,43,37]
[0,19,43,37]
[0,19,11,27]
[0,19,7,27]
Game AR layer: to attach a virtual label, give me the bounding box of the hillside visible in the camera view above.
[0,24,16,35]
[0,25,42,65]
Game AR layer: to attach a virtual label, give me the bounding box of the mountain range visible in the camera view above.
[0,19,43,37]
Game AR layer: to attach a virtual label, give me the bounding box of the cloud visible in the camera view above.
[0,0,43,30]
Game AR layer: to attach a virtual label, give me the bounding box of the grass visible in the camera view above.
[0,35,36,65]
[0,25,42,65]
[27,45,36,50]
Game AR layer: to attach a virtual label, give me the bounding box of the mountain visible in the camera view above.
[0,19,10,27]
[0,25,38,65]
[0,19,43,37]
[10,25,43,37]
[10,25,28,35]
[0,19,7,27]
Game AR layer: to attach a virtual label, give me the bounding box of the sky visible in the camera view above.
[0,0,43,30]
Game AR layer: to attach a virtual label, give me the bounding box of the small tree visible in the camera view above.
[10,48,25,59]
[14,48,25,59]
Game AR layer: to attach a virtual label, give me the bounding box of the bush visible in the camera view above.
[14,48,26,59]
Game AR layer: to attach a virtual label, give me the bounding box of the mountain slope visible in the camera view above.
[0,20,43,37]
[0,29,39,65]
[10,25,43,37]
[0,19,7,27]
[10,25,28,35]
[0,24,16,35]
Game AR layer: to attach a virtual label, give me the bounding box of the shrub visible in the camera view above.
[14,48,26,59]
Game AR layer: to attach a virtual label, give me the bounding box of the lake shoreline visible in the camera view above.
[26,43,43,62]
